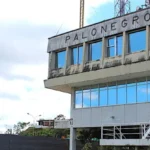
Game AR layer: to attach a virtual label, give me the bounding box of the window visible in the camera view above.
[108,85,117,105]
[118,84,126,104]
[56,50,66,68]
[74,78,150,109]
[75,91,82,108]
[100,87,107,106]
[148,81,150,102]
[89,41,102,61]
[72,46,83,65]
[129,30,146,53]
[91,88,99,107]
[127,83,136,104]
[137,81,147,103]
[107,36,123,57]
[83,89,90,108]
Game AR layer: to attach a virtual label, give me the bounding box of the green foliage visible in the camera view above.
[82,143,99,150]
[13,122,30,134]
[82,143,93,150]
[20,127,70,138]
[77,128,100,144]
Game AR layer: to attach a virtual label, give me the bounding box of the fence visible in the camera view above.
[0,134,69,150]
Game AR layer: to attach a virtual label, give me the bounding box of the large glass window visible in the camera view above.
[100,87,108,106]
[75,78,150,109]
[127,83,136,104]
[148,81,150,102]
[118,84,126,104]
[57,50,66,68]
[75,91,82,108]
[108,85,117,105]
[107,36,123,57]
[129,30,146,53]
[83,89,90,108]
[91,88,99,107]
[89,41,102,61]
[137,81,147,103]
[127,82,136,104]
[72,46,83,65]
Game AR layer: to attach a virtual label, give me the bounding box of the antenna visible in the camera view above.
[145,0,150,7]
[79,0,84,28]
[114,0,131,17]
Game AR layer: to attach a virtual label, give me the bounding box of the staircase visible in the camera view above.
[142,124,150,139]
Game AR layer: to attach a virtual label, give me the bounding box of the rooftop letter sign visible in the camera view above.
[48,8,150,52]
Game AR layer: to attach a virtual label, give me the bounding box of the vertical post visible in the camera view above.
[120,126,122,139]
[70,88,76,150]
[122,31,128,65]
[146,26,150,60]
[70,127,76,150]
[101,126,103,139]
[101,37,106,68]
[135,147,138,150]
[79,0,84,28]
[114,126,116,139]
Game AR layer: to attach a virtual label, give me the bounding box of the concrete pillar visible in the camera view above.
[146,26,150,60]
[101,37,107,68]
[135,146,138,150]
[82,42,88,65]
[48,52,56,78]
[65,47,72,68]
[70,127,76,150]
[122,31,128,65]
[70,88,76,150]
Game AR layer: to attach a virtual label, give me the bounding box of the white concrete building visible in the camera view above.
[44,8,150,150]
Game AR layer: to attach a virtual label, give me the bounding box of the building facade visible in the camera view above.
[44,8,150,150]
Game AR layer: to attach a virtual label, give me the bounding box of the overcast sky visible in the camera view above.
[0,0,145,132]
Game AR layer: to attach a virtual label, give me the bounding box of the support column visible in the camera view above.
[65,47,72,68]
[101,37,106,68]
[82,42,88,65]
[135,146,138,150]
[65,47,71,75]
[122,31,128,65]
[70,127,76,150]
[70,88,76,150]
[48,52,56,78]
[146,26,150,60]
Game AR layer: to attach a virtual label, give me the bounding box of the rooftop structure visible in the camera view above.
[44,7,150,150]
[114,0,131,17]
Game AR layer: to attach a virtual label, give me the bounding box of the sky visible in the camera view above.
[0,0,145,133]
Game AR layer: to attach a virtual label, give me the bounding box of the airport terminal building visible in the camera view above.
[44,8,150,150]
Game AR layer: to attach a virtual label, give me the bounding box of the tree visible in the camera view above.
[54,114,66,120]
[5,128,12,134]
[13,122,30,134]
[77,128,100,144]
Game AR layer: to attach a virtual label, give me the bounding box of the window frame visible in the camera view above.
[74,77,150,109]
[88,40,102,61]
[71,45,83,65]
[107,34,123,57]
[128,28,146,54]
[56,49,66,69]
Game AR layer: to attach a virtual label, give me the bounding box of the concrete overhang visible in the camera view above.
[44,60,150,93]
